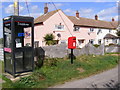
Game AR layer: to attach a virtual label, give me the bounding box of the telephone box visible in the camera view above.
[3,16,34,77]
[68,37,76,49]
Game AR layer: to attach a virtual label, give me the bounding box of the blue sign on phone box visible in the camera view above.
[18,32,30,37]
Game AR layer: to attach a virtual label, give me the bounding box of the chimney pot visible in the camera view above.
[44,3,48,14]
[76,10,79,18]
[95,15,98,20]
[112,18,115,21]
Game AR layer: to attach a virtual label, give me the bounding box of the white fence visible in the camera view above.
[0,48,3,61]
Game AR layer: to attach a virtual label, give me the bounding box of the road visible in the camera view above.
[51,66,119,88]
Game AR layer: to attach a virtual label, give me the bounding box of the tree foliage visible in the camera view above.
[43,33,56,45]
[0,38,3,44]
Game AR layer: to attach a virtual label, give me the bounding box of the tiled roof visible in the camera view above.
[34,9,60,24]
[34,9,118,29]
[104,34,118,39]
[67,16,118,29]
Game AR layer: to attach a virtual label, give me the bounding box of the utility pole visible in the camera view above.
[14,0,19,16]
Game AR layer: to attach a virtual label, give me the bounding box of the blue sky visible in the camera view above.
[0,0,119,38]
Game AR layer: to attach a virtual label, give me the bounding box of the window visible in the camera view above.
[55,24,64,31]
[34,41,39,48]
[14,21,32,48]
[89,39,94,44]
[109,29,111,33]
[60,40,66,44]
[74,26,80,31]
[90,28,94,32]
[115,39,117,43]
[98,39,102,45]
[78,40,84,44]
[106,39,108,42]
[97,29,102,35]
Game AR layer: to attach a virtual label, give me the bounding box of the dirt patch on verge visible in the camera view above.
[76,68,85,73]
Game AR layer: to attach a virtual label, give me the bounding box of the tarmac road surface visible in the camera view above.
[51,66,119,88]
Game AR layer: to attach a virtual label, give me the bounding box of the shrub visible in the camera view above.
[43,33,55,45]
[109,43,115,46]
[44,58,59,67]
[93,44,100,48]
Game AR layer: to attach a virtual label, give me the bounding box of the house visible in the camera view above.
[104,34,119,46]
[34,4,118,48]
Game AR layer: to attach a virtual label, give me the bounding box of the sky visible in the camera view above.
[0,0,119,38]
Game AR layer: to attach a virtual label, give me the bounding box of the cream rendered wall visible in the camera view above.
[94,28,117,45]
[34,10,96,48]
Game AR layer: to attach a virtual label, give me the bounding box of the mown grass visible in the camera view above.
[0,61,4,75]
[105,52,120,54]
[2,55,119,88]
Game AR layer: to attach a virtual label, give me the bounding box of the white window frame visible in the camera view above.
[74,26,80,31]
[109,29,111,33]
[55,24,64,31]
[90,28,94,32]
[97,29,102,35]
[89,39,94,44]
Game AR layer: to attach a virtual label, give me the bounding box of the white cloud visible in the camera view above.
[31,5,38,10]
[0,18,3,38]
[64,9,73,13]
[5,4,14,14]
[95,0,118,2]
[23,13,43,18]
[31,5,39,12]
[48,3,63,11]
[96,3,118,21]
[5,4,24,14]
[64,8,76,16]
[98,15,118,21]
[64,8,74,13]
[64,8,94,18]
[114,15,118,21]
[97,6,117,17]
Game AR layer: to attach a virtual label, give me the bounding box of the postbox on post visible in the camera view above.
[68,37,76,64]
[68,37,76,49]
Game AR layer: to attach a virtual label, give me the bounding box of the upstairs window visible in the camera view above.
[74,26,80,31]
[90,28,94,32]
[109,29,111,33]
[55,23,64,31]
[89,39,94,44]
[97,29,102,35]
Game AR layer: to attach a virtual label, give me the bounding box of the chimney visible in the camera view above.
[44,3,48,14]
[76,10,79,18]
[95,15,98,20]
[112,17,115,22]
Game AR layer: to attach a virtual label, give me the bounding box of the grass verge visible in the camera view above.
[1,55,119,88]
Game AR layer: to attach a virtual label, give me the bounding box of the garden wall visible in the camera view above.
[35,43,105,58]
[105,45,120,53]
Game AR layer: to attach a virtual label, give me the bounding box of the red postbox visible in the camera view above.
[68,37,76,49]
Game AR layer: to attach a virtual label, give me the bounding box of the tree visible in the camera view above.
[43,33,56,45]
[116,30,120,36]
[0,38,3,44]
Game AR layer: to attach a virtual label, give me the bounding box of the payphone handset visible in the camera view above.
[68,37,76,49]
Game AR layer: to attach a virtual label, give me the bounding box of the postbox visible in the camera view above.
[68,37,76,49]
